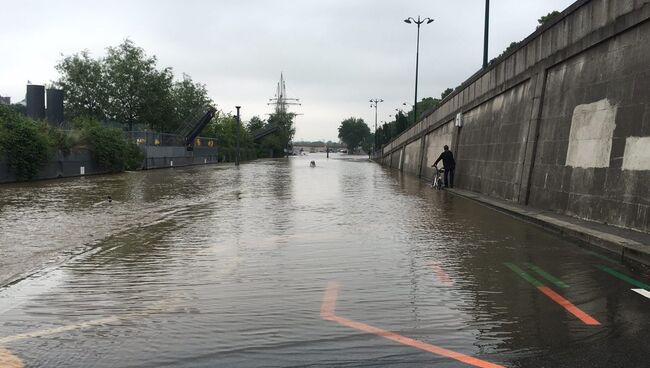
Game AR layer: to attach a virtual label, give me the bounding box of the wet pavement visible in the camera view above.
[0,154,648,367]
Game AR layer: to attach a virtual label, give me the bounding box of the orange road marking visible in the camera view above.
[537,286,600,325]
[321,282,505,368]
[430,262,454,285]
[0,347,24,368]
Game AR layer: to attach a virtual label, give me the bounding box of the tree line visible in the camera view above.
[56,39,294,160]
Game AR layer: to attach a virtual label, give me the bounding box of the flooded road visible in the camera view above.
[0,154,648,367]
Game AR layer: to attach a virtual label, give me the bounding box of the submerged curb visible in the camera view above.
[444,188,650,267]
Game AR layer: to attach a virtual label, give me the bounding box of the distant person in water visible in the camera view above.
[433,145,455,188]
[107,196,112,203]
[310,161,316,167]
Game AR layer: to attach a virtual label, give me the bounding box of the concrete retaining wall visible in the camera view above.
[141,146,219,170]
[0,149,107,183]
[377,0,650,233]
[0,145,221,183]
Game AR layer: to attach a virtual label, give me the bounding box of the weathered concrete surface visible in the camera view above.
[0,145,222,183]
[565,99,617,169]
[377,0,650,234]
[401,140,420,176]
[529,18,650,233]
[421,121,454,180]
[0,149,107,183]
[455,80,533,201]
[141,145,219,170]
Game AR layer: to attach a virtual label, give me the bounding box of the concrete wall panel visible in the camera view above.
[421,121,454,181]
[401,139,421,176]
[378,0,649,232]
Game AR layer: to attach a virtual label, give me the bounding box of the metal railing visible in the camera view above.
[126,131,216,148]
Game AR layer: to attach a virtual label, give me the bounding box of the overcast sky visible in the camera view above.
[1,0,575,141]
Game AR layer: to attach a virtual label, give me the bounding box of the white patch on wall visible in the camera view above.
[565,99,617,168]
[80,166,85,175]
[622,137,650,171]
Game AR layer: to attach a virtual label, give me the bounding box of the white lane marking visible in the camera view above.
[631,288,650,300]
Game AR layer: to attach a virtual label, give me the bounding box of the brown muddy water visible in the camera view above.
[0,154,648,367]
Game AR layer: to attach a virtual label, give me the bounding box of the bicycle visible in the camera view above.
[431,164,444,190]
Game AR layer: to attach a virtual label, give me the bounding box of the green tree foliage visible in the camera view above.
[440,88,453,100]
[538,11,560,28]
[0,105,50,180]
[338,117,370,154]
[103,40,174,131]
[74,117,143,171]
[246,116,265,133]
[170,74,213,133]
[203,111,256,162]
[55,40,212,133]
[377,88,452,148]
[55,50,107,121]
[260,111,295,157]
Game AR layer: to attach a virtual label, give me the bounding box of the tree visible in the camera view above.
[55,50,107,121]
[246,116,265,132]
[0,105,50,180]
[338,117,370,154]
[406,97,439,127]
[103,39,174,131]
[538,11,560,28]
[169,74,213,133]
[263,111,295,157]
[440,88,453,100]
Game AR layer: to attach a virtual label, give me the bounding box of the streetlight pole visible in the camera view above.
[235,106,241,166]
[483,0,490,68]
[404,16,434,126]
[370,98,383,153]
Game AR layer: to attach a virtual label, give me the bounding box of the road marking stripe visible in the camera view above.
[0,316,122,344]
[430,262,454,286]
[0,347,24,368]
[631,289,650,300]
[505,263,599,325]
[594,265,650,289]
[321,282,505,368]
[536,286,600,325]
[585,250,619,264]
[503,263,543,287]
[526,263,568,288]
[0,298,177,345]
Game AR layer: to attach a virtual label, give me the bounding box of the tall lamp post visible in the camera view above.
[404,16,434,126]
[483,0,490,68]
[235,106,241,166]
[370,98,383,153]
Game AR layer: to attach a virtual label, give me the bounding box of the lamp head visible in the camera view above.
[403,18,412,24]
[426,18,434,24]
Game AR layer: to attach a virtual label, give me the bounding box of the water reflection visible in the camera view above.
[0,154,648,367]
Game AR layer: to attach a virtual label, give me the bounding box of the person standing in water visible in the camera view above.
[432,145,455,188]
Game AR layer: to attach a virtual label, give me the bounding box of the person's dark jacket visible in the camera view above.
[434,150,455,169]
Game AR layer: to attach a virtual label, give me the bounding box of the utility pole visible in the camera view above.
[370,98,383,153]
[483,0,490,69]
[404,16,434,126]
[235,106,241,166]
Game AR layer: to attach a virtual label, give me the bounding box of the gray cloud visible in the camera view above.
[1,0,574,141]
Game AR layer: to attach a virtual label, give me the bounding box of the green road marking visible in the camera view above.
[526,263,569,288]
[504,263,543,287]
[595,265,650,289]
[585,250,619,265]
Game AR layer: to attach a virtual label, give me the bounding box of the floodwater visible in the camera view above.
[0,154,648,367]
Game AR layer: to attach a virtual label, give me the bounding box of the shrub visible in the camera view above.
[75,117,143,172]
[0,105,51,180]
[124,141,144,170]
